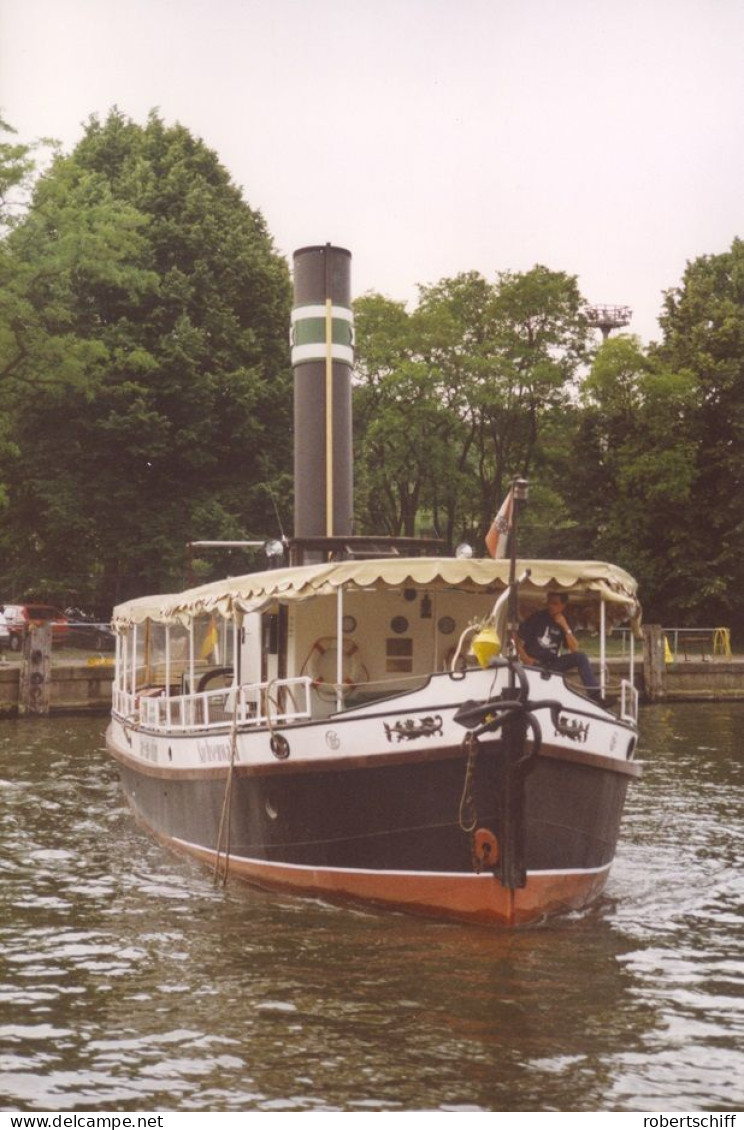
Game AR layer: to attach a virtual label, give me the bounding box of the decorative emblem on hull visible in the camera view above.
[554,715,590,743]
[384,715,444,743]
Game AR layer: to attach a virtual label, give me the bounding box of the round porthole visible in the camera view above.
[342,615,357,633]
[270,733,290,760]
[403,588,417,602]
[438,616,456,635]
[390,616,409,634]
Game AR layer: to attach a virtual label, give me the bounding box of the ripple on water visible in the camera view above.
[0,709,742,1111]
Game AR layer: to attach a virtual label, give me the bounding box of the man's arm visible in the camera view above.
[516,615,538,665]
[554,612,579,652]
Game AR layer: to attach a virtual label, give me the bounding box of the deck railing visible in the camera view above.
[620,678,639,725]
[114,677,314,733]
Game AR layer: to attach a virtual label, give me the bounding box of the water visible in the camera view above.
[0,705,742,1112]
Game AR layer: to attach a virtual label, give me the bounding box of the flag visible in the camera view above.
[200,617,220,661]
[485,487,514,559]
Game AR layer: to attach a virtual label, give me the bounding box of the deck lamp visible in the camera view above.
[513,478,529,503]
[264,539,285,567]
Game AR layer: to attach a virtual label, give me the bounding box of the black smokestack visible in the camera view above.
[291,244,354,543]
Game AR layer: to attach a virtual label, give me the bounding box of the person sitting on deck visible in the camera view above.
[516,592,600,694]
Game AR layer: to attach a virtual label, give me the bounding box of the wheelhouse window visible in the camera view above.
[386,637,413,673]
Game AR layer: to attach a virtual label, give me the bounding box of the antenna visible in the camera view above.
[267,485,287,542]
[586,305,632,341]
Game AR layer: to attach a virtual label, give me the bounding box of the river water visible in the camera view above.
[0,704,742,1113]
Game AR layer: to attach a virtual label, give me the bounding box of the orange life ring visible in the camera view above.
[304,637,367,693]
[472,827,500,872]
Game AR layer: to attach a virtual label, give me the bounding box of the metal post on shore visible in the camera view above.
[643,624,666,702]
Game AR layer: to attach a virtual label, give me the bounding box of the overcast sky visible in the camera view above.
[2,0,742,343]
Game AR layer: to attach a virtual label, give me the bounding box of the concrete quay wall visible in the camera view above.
[607,656,744,702]
[0,661,114,717]
[660,659,744,701]
[0,657,742,718]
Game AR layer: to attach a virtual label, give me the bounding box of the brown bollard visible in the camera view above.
[643,624,666,702]
[19,623,52,715]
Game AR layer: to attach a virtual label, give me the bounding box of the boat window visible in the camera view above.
[194,615,224,665]
[262,613,279,655]
[133,625,146,691]
[143,623,167,688]
[386,637,413,673]
[168,624,190,690]
[185,615,235,692]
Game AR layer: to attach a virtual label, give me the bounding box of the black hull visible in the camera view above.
[110,730,637,926]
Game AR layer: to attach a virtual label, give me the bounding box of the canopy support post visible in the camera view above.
[115,633,122,695]
[600,598,606,698]
[188,621,195,725]
[131,625,138,698]
[165,625,171,727]
[336,585,344,713]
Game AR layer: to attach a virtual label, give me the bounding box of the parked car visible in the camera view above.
[3,605,26,637]
[5,604,69,650]
[0,607,9,652]
[63,607,115,651]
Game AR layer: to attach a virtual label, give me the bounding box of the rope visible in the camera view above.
[458,732,479,834]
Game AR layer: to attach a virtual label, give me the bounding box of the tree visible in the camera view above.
[0,110,292,607]
[0,116,40,229]
[353,267,591,548]
[353,293,470,538]
[569,335,699,621]
[419,266,591,543]
[655,238,744,632]
[0,119,63,509]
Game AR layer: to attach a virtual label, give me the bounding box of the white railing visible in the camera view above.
[234,678,314,728]
[112,688,138,718]
[119,676,314,733]
[620,678,639,725]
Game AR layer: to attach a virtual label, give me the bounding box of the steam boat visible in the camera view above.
[106,245,642,927]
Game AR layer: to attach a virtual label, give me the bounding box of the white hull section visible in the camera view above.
[110,665,636,775]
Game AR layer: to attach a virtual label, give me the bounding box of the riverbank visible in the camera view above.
[653,657,744,701]
[0,657,114,716]
[607,655,744,703]
[0,653,743,717]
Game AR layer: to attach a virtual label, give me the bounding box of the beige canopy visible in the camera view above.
[112,557,640,631]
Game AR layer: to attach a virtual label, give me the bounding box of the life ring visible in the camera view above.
[472,828,500,873]
[303,636,368,695]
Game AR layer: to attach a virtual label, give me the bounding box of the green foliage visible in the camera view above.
[354,250,744,637]
[0,110,291,608]
[1,106,740,636]
[0,132,33,214]
[353,292,469,537]
[567,335,700,621]
[655,238,744,631]
[354,266,591,546]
